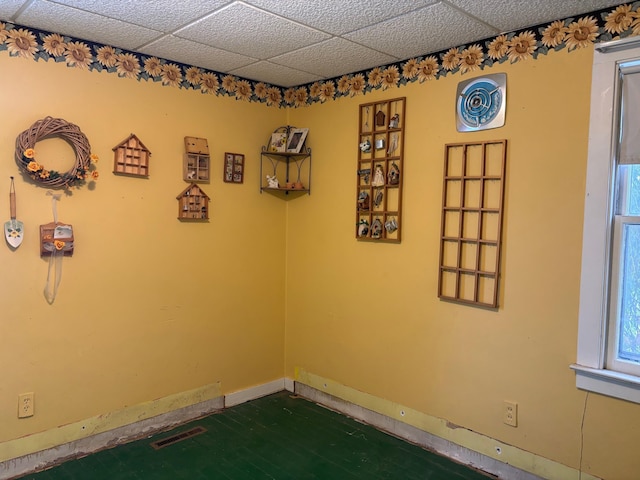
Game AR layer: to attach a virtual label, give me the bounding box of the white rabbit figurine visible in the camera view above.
[266,175,279,188]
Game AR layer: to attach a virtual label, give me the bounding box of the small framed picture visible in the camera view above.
[223,152,244,183]
[286,128,309,153]
[270,132,287,152]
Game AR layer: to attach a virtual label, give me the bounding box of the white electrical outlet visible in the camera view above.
[503,400,517,427]
[18,392,34,418]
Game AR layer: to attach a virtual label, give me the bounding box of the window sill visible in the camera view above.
[571,363,640,404]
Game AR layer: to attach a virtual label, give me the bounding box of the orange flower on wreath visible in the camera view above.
[27,161,41,172]
[24,148,36,159]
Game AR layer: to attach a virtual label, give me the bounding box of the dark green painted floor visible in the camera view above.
[21,391,491,479]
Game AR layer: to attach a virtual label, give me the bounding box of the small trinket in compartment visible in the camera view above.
[371,165,385,187]
[388,162,400,185]
[358,219,369,237]
[371,218,383,239]
[374,190,383,207]
[385,218,398,233]
[360,139,371,152]
[358,191,370,210]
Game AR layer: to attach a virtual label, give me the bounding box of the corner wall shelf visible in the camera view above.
[260,126,311,197]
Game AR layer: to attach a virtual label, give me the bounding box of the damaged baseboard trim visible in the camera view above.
[294,382,543,480]
[0,395,223,480]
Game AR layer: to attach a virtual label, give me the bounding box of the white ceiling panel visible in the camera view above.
[344,3,500,59]
[15,1,162,50]
[230,61,322,88]
[270,38,398,79]
[244,0,437,35]
[139,35,257,72]
[0,0,26,19]
[0,0,628,87]
[175,2,330,59]
[446,0,628,32]
[45,0,230,32]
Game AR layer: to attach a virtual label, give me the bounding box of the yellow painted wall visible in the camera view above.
[2,35,640,480]
[0,55,287,449]
[285,47,640,480]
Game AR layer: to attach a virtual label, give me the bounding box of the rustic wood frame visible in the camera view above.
[438,139,507,308]
[223,152,245,183]
[356,97,405,243]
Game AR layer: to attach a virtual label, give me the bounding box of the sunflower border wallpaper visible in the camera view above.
[0,3,637,108]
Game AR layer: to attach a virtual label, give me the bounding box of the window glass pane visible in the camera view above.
[618,164,640,215]
[629,165,640,215]
[619,223,640,363]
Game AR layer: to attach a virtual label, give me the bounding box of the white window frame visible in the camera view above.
[572,36,640,403]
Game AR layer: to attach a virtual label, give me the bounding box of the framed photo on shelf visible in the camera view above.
[223,152,245,183]
[286,128,309,153]
[270,132,287,152]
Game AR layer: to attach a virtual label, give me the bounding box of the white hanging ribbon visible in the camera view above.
[44,191,63,304]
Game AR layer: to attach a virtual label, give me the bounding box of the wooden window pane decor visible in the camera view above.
[438,140,506,308]
[113,133,151,177]
[356,97,405,242]
[183,136,210,183]
[223,152,244,183]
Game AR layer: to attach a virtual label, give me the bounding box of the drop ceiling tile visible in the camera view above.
[447,0,628,32]
[175,2,331,59]
[270,38,398,79]
[47,0,230,32]
[140,36,256,72]
[244,0,437,35]
[15,0,161,50]
[344,3,499,60]
[230,61,322,88]
[0,0,26,20]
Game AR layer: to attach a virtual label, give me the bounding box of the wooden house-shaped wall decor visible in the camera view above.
[113,134,151,177]
[183,136,210,183]
[177,183,210,221]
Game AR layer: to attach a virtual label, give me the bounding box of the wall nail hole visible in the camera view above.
[495,447,502,454]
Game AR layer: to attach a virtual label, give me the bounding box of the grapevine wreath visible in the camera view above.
[15,116,98,189]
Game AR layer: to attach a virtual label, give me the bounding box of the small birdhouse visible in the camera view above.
[183,136,210,183]
[177,183,210,221]
[113,133,151,177]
